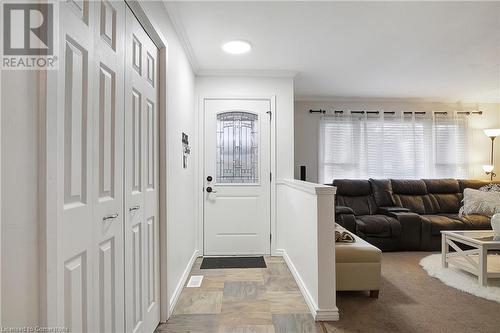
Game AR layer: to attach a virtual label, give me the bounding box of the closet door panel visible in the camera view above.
[58,1,95,331]
[53,2,159,332]
[125,6,160,332]
[91,1,126,332]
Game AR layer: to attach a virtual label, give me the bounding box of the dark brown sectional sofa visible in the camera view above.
[330,178,497,251]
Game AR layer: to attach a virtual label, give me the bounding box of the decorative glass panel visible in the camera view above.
[216,112,259,183]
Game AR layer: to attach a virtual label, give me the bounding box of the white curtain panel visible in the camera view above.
[319,112,470,183]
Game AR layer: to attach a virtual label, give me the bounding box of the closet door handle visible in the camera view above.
[129,205,140,212]
[102,213,119,221]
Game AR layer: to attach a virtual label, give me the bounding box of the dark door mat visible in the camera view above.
[200,256,267,269]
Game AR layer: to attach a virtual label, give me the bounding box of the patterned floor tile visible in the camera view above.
[271,314,321,333]
[266,291,310,314]
[174,290,223,315]
[157,257,312,333]
[217,324,276,333]
[156,314,218,333]
[223,281,266,301]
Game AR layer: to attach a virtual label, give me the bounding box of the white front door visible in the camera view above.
[204,99,272,256]
[124,6,160,333]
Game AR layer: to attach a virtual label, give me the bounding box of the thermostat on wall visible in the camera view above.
[182,132,190,168]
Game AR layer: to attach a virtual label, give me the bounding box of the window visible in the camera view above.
[319,112,469,183]
[216,112,259,183]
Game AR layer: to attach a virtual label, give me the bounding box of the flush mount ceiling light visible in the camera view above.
[222,40,251,54]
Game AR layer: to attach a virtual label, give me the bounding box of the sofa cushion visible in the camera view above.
[391,179,428,195]
[390,179,437,214]
[423,179,460,194]
[430,193,462,213]
[356,215,401,238]
[421,214,467,236]
[393,194,434,215]
[423,179,462,213]
[333,179,372,196]
[369,178,395,207]
[439,213,492,230]
[460,214,492,229]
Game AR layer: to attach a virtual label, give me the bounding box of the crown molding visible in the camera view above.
[294,95,500,105]
[163,1,199,73]
[197,69,299,78]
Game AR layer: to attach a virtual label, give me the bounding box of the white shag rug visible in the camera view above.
[419,254,500,303]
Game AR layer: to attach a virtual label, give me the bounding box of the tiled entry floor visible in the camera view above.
[156,256,324,333]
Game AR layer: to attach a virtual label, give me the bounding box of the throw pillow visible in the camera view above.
[459,188,500,217]
[479,183,500,192]
[335,230,355,243]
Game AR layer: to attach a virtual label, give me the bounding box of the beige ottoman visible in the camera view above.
[335,225,382,298]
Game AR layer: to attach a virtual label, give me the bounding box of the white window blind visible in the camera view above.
[319,112,469,183]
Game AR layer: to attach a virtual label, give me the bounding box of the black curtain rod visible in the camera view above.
[457,111,483,115]
[404,111,426,115]
[334,110,395,115]
[310,109,483,116]
[351,111,380,114]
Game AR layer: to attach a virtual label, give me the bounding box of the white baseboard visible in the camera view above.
[281,250,339,321]
[315,309,340,321]
[273,248,285,256]
[169,249,200,317]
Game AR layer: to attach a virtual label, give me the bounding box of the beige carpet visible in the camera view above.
[324,252,500,333]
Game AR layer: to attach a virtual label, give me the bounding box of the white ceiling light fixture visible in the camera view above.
[222,40,251,54]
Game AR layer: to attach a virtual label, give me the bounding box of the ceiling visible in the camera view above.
[166,1,500,101]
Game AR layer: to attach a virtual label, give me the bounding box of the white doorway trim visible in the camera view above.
[196,95,277,256]
[38,0,171,326]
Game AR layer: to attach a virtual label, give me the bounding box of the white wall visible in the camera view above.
[141,1,198,311]
[295,99,500,183]
[276,179,337,321]
[1,70,40,325]
[195,76,295,253]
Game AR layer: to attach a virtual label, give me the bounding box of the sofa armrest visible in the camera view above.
[336,205,355,215]
[336,212,356,233]
[379,206,410,215]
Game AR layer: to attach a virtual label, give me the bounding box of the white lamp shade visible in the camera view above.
[483,128,500,138]
[483,165,494,173]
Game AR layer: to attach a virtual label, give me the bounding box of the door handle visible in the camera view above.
[206,187,218,193]
[129,205,140,212]
[102,213,119,221]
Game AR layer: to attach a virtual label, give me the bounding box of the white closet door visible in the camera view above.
[91,1,126,332]
[56,1,95,332]
[124,6,160,333]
